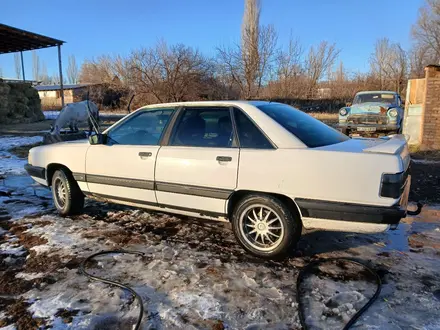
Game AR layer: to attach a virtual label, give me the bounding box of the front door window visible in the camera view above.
[107,109,174,145]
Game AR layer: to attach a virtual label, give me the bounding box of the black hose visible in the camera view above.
[80,250,145,330]
[407,202,423,216]
[81,252,380,330]
[296,257,382,330]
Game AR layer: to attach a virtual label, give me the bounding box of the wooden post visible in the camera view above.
[57,44,65,108]
[20,51,25,82]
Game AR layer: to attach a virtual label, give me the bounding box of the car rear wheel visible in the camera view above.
[232,194,302,259]
[51,169,84,216]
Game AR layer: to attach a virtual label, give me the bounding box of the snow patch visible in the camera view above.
[0,325,17,330]
[0,241,26,256]
[43,111,60,120]
[15,272,46,280]
[172,291,223,320]
[412,159,440,164]
[0,135,43,175]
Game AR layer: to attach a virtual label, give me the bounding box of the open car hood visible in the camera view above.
[350,102,393,115]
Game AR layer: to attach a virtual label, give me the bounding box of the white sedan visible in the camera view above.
[26,101,412,258]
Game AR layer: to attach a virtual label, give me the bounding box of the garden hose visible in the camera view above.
[296,257,382,330]
[81,252,381,330]
[80,250,145,330]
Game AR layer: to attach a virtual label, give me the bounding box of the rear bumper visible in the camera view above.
[296,198,406,225]
[24,164,46,180]
[337,123,400,131]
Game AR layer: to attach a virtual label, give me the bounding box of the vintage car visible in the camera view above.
[338,91,404,136]
[25,101,412,258]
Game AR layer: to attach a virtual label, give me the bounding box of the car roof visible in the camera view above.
[108,99,307,148]
[355,91,398,95]
[138,100,274,110]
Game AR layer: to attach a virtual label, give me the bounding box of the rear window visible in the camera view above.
[257,103,349,148]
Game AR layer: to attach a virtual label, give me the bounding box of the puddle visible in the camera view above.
[1,175,52,219]
[382,223,410,252]
[0,135,52,219]
[434,289,440,302]
[381,206,440,253]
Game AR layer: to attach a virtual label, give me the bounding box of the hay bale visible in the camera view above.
[0,82,10,95]
[0,96,8,116]
[24,86,37,98]
[0,83,44,124]
[12,102,28,115]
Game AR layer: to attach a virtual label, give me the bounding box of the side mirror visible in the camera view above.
[89,133,107,145]
[346,102,352,107]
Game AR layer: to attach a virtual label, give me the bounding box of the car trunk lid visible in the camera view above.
[316,135,410,170]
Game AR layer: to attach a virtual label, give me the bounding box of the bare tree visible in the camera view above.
[129,41,214,103]
[40,62,50,84]
[217,0,277,99]
[409,45,431,77]
[241,0,260,97]
[0,66,3,78]
[273,34,304,97]
[32,51,40,81]
[14,53,22,79]
[412,0,440,64]
[305,41,340,97]
[370,38,408,93]
[79,54,131,85]
[67,55,79,84]
[50,72,66,85]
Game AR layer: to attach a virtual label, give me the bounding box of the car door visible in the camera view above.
[85,108,174,205]
[155,107,239,215]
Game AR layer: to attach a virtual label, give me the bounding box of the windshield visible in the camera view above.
[257,103,349,148]
[353,93,396,105]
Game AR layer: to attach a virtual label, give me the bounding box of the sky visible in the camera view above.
[0,0,425,81]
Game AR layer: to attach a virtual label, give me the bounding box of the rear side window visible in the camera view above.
[170,107,234,148]
[234,108,273,149]
[257,103,349,148]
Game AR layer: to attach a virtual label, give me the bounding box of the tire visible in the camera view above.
[51,169,84,216]
[231,194,302,259]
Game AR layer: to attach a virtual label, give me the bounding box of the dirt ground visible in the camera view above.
[0,132,439,329]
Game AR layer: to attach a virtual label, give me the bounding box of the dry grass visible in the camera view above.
[309,112,339,120]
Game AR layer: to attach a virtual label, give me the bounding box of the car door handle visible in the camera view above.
[139,152,152,158]
[216,156,232,162]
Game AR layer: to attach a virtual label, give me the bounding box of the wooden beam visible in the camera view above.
[20,51,25,82]
[57,44,65,108]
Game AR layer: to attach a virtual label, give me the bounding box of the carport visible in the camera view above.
[0,23,66,107]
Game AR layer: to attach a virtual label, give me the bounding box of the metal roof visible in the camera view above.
[35,84,91,91]
[0,23,64,54]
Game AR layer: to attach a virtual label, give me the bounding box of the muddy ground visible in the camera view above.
[0,135,439,330]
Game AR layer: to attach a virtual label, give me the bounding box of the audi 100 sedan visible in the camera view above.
[25,101,412,258]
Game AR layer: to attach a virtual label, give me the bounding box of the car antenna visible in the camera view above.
[127,94,135,114]
[85,90,100,135]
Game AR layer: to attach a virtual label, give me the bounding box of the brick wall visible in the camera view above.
[421,65,440,150]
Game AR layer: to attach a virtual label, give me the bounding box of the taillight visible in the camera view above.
[380,168,409,198]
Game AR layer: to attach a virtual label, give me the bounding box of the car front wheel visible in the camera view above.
[51,169,84,216]
[232,194,302,259]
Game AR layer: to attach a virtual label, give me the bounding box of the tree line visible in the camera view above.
[13,0,440,107]
[13,52,79,85]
